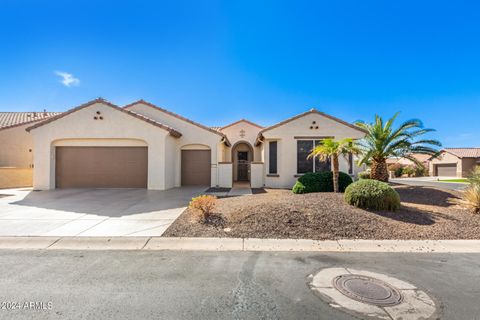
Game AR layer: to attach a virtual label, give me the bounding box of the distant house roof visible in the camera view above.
[443,148,480,158]
[387,153,432,165]
[0,111,62,130]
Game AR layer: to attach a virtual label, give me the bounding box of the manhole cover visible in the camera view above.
[332,274,403,307]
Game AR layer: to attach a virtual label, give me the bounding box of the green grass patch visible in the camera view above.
[438,179,469,183]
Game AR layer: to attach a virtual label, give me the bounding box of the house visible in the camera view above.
[429,148,480,177]
[386,154,431,168]
[0,111,61,188]
[25,98,366,190]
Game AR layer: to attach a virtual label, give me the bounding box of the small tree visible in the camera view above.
[308,138,359,193]
[355,113,441,182]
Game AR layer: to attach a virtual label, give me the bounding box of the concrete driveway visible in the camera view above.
[0,187,206,237]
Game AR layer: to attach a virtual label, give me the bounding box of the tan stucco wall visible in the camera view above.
[125,103,224,187]
[0,168,33,188]
[261,112,365,188]
[30,102,169,190]
[221,121,262,162]
[0,124,34,168]
[429,151,462,177]
[462,158,478,177]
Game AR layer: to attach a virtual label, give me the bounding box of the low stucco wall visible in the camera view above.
[0,168,33,189]
[250,162,264,188]
[217,163,233,188]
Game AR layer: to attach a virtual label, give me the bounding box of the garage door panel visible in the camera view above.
[181,150,211,186]
[56,147,147,188]
[435,164,457,177]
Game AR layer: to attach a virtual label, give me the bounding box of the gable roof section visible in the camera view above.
[0,112,62,131]
[443,148,480,158]
[255,108,367,145]
[123,99,231,146]
[220,119,263,131]
[25,98,182,137]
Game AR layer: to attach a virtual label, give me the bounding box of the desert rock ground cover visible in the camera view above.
[164,185,480,240]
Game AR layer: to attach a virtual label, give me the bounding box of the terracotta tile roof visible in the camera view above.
[123,99,231,146]
[0,111,62,130]
[25,98,182,138]
[444,148,480,158]
[255,108,366,145]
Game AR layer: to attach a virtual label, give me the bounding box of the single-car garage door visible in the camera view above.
[181,150,211,186]
[56,146,148,188]
[435,164,457,177]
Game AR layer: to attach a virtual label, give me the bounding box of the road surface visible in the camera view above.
[0,250,479,319]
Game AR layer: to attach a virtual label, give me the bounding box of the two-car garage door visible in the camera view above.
[55,147,148,188]
[435,164,457,177]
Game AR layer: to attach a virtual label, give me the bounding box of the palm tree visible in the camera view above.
[308,138,359,193]
[355,113,441,182]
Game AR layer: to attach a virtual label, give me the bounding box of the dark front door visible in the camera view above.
[237,151,249,181]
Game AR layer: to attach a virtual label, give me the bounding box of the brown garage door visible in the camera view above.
[56,146,148,188]
[435,164,457,177]
[181,150,211,186]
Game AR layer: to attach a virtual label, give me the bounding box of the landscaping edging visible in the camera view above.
[1,236,480,252]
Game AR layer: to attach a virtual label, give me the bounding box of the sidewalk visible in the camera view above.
[1,236,480,252]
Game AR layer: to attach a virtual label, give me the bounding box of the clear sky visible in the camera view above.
[0,1,479,147]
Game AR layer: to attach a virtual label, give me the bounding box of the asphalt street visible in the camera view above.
[0,250,479,319]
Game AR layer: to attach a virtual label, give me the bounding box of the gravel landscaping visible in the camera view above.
[163,185,480,240]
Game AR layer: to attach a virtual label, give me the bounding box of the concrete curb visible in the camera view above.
[0,237,480,252]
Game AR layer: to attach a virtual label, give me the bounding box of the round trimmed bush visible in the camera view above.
[358,171,371,179]
[292,171,353,194]
[344,179,400,211]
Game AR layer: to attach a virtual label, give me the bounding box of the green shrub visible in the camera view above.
[413,164,428,177]
[344,179,400,211]
[292,171,353,194]
[388,163,404,177]
[402,166,415,177]
[358,171,371,179]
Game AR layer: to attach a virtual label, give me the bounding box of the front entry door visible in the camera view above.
[237,151,249,181]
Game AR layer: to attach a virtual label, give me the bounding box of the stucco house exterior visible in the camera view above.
[429,148,480,177]
[25,98,366,190]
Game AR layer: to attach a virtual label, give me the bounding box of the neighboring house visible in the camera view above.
[386,154,431,168]
[429,148,480,177]
[0,111,61,168]
[25,98,366,190]
[0,111,61,188]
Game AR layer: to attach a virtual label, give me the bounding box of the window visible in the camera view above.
[297,140,331,174]
[269,141,278,174]
[238,151,248,161]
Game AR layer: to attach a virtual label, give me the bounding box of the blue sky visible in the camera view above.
[0,1,479,147]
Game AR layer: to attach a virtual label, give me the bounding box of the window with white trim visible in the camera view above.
[297,140,331,174]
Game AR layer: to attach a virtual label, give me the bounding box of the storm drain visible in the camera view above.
[310,268,438,319]
[332,274,403,307]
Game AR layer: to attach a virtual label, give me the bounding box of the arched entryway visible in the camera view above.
[231,141,253,184]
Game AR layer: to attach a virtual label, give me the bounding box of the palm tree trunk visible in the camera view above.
[371,159,389,182]
[332,155,340,192]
